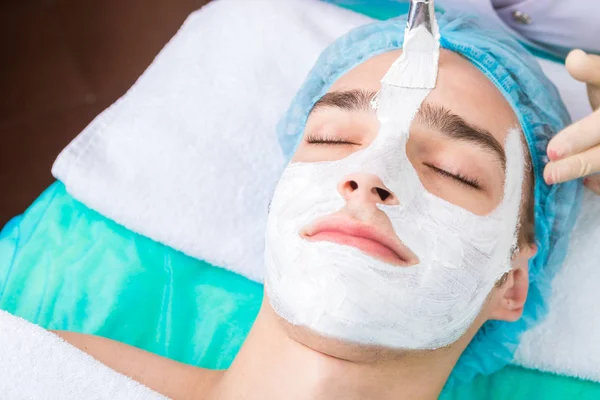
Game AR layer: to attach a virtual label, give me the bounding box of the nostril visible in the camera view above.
[374,187,392,202]
[349,180,358,191]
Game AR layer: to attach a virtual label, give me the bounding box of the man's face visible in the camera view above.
[294,49,519,216]
[264,48,532,356]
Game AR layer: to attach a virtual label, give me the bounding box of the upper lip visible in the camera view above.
[301,215,419,266]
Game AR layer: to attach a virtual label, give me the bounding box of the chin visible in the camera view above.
[267,303,419,363]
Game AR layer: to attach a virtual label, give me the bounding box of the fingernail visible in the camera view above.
[548,148,564,161]
[544,168,554,185]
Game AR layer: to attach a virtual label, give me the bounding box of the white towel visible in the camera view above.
[53,0,371,282]
[52,0,599,382]
[513,189,600,382]
[0,310,165,400]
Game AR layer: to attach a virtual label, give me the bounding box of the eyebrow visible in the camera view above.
[415,103,506,169]
[310,90,506,169]
[311,89,378,113]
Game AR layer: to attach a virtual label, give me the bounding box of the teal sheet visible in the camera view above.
[2,182,600,399]
[0,182,262,369]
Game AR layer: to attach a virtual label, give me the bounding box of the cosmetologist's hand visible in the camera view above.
[544,49,600,195]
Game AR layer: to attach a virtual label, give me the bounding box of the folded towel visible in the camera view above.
[53,0,370,282]
[0,310,165,399]
[52,0,599,382]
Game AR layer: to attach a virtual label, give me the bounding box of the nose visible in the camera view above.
[338,173,399,205]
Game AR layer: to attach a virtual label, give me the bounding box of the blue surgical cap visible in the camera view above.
[276,12,583,385]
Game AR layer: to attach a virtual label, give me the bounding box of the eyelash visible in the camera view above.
[305,136,481,190]
[424,163,482,190]
[305,135,359,146]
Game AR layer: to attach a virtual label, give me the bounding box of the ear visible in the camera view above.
[488,243,537,322]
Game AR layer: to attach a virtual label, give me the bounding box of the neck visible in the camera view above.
[206,299,461,400]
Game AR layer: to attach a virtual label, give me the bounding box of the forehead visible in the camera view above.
[327,49,519,144]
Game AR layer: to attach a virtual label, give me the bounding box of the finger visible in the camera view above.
[565,50,600,109]
[590,83,600,111]
[547,110,600,160]
[584,176,600,195]
[544,144,600,184]
[566,50,600,85]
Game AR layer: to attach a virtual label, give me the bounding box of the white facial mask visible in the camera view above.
[264,20,524,350]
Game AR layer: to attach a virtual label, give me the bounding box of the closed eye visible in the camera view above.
[424,163,482,190]
[305,135,359,146]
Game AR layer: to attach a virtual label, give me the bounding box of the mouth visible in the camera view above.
[301,215,419,267]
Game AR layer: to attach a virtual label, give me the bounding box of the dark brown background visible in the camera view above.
[0,0,211,227]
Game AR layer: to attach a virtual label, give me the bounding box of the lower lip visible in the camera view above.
[308,231,407,266]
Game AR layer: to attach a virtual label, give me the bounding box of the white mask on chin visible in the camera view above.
[264,20,524,350]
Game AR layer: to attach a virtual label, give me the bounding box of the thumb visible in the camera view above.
[565,49,600,110]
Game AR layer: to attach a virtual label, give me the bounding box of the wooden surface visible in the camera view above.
[0,0,211,226]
